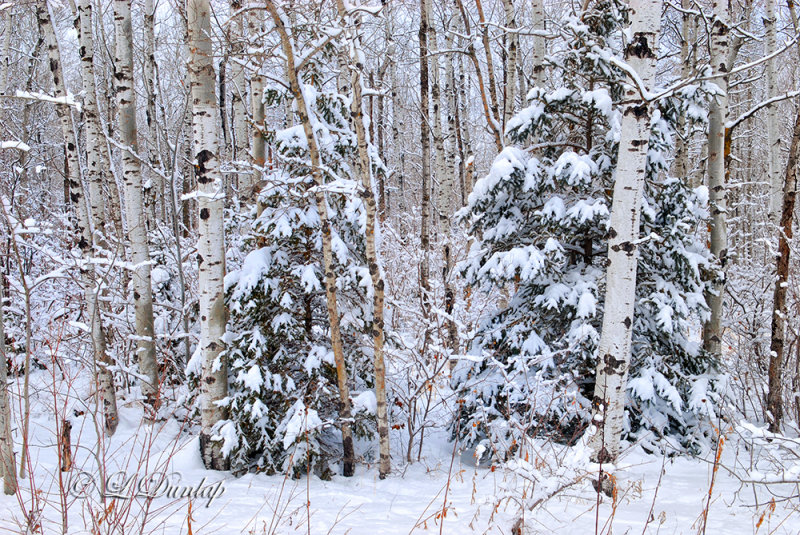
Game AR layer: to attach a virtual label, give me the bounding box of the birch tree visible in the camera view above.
[265,0,356,476]
[187,0,229,471]
[78,0,119,435]
[588,0,662,473]
[247,0,265,202]
[765,0,781,224]
[335,0,390,480]
[701,0,730,360]
[114,0,160,414]
[419,0,432,318]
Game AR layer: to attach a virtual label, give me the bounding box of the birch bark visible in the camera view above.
[701,0,730,360]
[420,0,432,317]
[335,0,391,479]
[188,0,229,470]
[531,0,546,88]
[248,0,265,203]
[77,0,119,435]
[501,0,518,133]
[765,0,781,224]
[588,0,661,472]
[114,0,160,413]
[0,275,16,494]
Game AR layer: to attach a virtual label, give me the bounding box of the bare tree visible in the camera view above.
[588,0,662,482]
[113,0,160,415]
[187,0,230,471]
[701,0,731,360]
[335,0,391,479]
[77,0,119,435]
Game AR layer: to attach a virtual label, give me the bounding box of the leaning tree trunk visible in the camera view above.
[0,275,16,494]
[187,0,229,471]
[77,0,119,435]
[265,0,356,477]
[766,108,800,432]
[474,0,501,137]
[588,0,661,476]
[114,0,160,414]
[701,0,730,360]
[335,0,391,479]
[453,0,503,151]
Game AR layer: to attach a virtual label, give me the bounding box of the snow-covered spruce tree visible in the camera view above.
[223,62,380,476]
[452,0,719,457]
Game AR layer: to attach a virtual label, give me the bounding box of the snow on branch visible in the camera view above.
[726,91,800,130]
[0,141,30,151]
[13,90,82,112]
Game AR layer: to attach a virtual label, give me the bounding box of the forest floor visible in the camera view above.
[1,367,799,534]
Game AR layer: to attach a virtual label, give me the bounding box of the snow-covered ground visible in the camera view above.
[1,368,799,534]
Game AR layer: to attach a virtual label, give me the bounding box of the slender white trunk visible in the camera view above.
[427,0,448,231]
[248,0,265,203]
[144,0,162,224]
[531,0,546,88]
[702,0,730,359]
[588,0,661,471]
[336,0,391,479]
[78,0,118,435]
[673,0,692,179]
[501,0,518,132]
[0,10,10,96]
[114,0,160,412]
[230,2,249,174]
[187,0,229,471]
[265,0,356,476]
[420,0,432,316]
[765,0,781,224]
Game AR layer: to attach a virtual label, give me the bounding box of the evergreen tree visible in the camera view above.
[453,0,719,457]
[223,69,379,476]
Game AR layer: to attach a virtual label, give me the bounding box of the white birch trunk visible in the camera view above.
[78,0,119,435]
[765,0,781,224]
[673,0,692,179]
[531,0,546,88]
[114,0,160,412]
[419,0,432,316]
[501,0,518,132]
[701,0,730,359]
[0,10,10,96]
[144,0,162,224]
[230,1,249,177]
[588,0,661,472]
[335,0,391,479]
[248,0,265,203]
[187,0,229,471]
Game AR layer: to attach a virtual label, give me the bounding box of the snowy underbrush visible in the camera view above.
[4,354,800,534]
